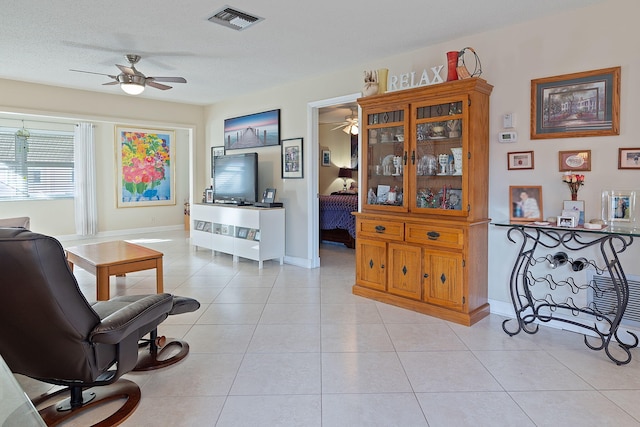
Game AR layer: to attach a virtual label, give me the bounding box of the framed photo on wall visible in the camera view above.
[115,126,176,208]
[559,150,591,172]
[211,146,225,178]
[281,138,303,178]
[509,186,543,222]
[618,148,640,169]
[223,109,280,150]
[507,151,534,170]
[322,149,331,167]
[531,67,620,139]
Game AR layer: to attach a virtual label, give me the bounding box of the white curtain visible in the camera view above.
[74,122,97,236]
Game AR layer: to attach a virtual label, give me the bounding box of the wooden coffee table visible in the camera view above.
[65,240,164,301]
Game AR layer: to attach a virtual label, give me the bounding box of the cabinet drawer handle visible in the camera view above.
[423,273,429,278]
[375,225,386,233]
[427,231,440,240]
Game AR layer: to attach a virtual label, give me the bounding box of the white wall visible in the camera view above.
[0,0,636,309]
[318,123,353,194]
[203,0,640,305]
[0,79,204,237]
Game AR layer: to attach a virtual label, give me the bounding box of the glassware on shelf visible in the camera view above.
[451,147,463,175]
[438,154,449,175]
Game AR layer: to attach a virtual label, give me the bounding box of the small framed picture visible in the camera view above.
[602,190,636,223]
[376,184,390,204]
[507,151,534,170]
[557,215,576,228]
[281,138,303,178]
[509,186,543,222]
[618,148,640,170]
[559,150,591,172]
[205,188,214,203]
[195,221,205,231]
[322,149,331,167]
[237,227,249,239]
[262,188,276,203]
[563,200,585,225]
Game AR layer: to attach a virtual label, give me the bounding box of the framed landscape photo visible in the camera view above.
[559,150,591,172]
[281,138,303,178]
[509,186,543,222]
[507,151,534,170]
[223,109,280,150]
[531,67,620,139]
[618,148,640,169]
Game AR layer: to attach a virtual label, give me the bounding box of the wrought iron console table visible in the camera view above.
[493,222,640,365]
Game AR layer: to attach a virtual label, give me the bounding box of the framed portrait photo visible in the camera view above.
[618,148,640,170]
[281,138,303,178]
[509,186,543,222]
[507,151,534,170]
[559,150,591,172]
[602,190,636,224]
[531,66,620,139]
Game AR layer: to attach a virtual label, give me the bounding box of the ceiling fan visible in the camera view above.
[70,54,187,95]
[331,107,359,135]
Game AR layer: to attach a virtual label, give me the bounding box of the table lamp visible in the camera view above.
[338,168,353,191]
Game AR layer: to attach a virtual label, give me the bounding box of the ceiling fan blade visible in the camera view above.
[102,81,119,86]
[70,69,116,78]
[148,76,187,83]
[146,80,172,90]
[116,64,135,75]
[330,122,350,130]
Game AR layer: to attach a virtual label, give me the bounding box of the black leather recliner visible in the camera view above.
[0,227,178,426]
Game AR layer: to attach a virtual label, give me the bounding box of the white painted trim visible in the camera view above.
[307,93,360,268]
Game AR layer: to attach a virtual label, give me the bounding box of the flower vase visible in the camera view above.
[446,51,459,81]
[377,68,388,94]
[571,193,578,201]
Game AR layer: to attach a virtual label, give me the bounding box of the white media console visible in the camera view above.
[190,203,285,268]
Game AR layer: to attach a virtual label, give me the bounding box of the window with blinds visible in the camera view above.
[0,129,74,200]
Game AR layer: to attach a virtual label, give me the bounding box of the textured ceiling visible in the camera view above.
[0,0,601,106]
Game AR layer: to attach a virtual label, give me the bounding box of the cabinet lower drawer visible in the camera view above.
[357,218,404,241]
[405,223,464,249]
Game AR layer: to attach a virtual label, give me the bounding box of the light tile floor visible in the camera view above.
[15,230,640,426]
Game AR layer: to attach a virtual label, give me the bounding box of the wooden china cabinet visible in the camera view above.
[353,78,493,326]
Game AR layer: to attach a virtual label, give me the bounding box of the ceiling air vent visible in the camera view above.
[208,6,264,31]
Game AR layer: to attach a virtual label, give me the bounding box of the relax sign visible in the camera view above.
[388,65,445,91]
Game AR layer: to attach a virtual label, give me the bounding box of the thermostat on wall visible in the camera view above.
[498,131,517,143]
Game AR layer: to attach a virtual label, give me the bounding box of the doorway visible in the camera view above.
[307,93,360,268]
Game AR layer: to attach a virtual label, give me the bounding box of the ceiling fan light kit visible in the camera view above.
[332,107,359,135]
[70,54,187,96]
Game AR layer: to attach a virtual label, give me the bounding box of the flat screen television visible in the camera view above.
[212,152,259,205]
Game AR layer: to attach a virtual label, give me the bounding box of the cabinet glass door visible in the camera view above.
[412,100,465,214]
[363,107,408,211]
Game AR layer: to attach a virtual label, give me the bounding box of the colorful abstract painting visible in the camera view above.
[116,126,176,207]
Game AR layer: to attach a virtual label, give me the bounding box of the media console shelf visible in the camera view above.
[493,221,640,365]
[191,203,285,268]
